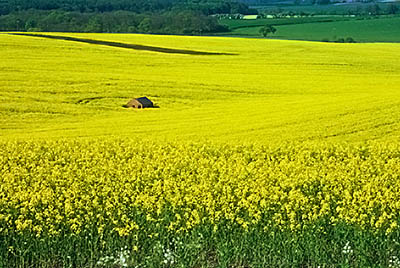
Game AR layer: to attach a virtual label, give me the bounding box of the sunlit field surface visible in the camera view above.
[1,33,400,267]
[1,33,400,143]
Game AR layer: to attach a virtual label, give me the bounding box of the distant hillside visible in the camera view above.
[0,0,257,16]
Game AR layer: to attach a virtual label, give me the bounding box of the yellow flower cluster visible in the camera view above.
[1,140,400,237]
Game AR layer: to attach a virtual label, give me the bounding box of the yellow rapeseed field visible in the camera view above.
[1,140,400,238]
[1,33,400,266]
[1,33,400,142]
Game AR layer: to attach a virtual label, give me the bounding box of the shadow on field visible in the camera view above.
[9,33,236,56]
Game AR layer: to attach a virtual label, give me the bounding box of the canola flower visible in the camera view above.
[1,139,400,239]
[2,33,400,267]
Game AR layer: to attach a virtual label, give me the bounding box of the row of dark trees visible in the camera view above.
[0,9,230,34]
[0,0,258,33]
[363,3,399,15]
[0,0,173,15]
[0,0,257,16]
[261,3,399,17]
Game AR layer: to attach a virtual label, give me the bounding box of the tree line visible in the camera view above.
[0,0,257,34]
[260,3,399,16]
[0,0,256,16]
[0,9,230,34]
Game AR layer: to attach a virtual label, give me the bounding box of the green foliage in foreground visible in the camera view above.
[2,140,400,267]
[3,223,400,267]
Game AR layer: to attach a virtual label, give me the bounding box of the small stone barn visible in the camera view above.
[125,97,154,108]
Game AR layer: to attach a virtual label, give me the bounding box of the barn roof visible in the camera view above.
[136,97,153,106]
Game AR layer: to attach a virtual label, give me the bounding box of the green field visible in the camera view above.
[255,2,398,14]
[220,16,350,30]
[220,16,351,30]
[224,16,400,42]
[2,33,400,267]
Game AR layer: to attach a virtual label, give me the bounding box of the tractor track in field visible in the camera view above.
[8,33,237,56]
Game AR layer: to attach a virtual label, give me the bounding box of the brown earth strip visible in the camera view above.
[8,33,236,56]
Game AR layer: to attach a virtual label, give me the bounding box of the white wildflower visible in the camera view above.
[389,255,400,268]
[342,242,353,255]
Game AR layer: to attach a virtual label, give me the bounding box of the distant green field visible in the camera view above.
[220,16,350,30]
[226,16,400,42]
[274,16,400,42]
